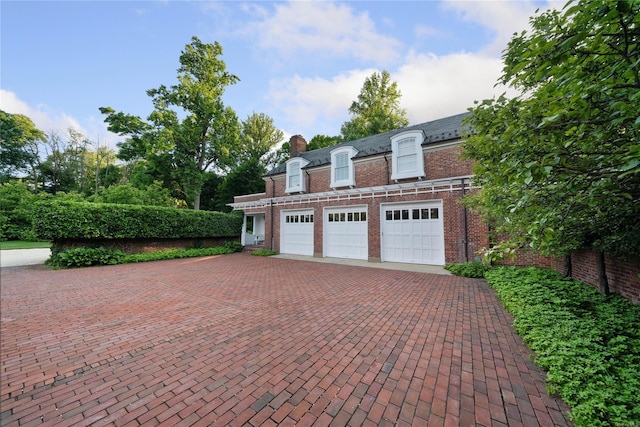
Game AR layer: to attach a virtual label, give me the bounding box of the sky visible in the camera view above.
[1,0,559,150]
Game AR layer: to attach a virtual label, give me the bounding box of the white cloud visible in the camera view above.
[241,2,402,65]
[263,0,548,137]
[395,51,518,124]
[269,69,378,137]
[0,89,119,149]
[441,0,557,56]
[268,51,521,138]
[414,24,446,39]
[1,89,83,134]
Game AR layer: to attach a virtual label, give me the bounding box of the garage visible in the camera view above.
[280,210,314,256]
[381,201,445,265]
[324,206,368,260]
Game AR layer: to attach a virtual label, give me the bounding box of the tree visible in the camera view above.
[237,112,284,167]
[0,110,45,186]
[212,158,266,212]
[101,36,240,209]
[87,181,174,207]
[307,134,341,151]
[462,0,640,294]
[39,129,93,195]
[207,112,285,209]
[340,70,409,141]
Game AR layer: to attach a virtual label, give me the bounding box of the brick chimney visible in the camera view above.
[289,135,307,158]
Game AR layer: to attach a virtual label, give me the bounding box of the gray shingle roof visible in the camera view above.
[265,111,471,176]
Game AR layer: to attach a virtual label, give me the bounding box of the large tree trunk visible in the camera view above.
[596,250,610,295]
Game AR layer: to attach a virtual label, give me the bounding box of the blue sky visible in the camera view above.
[1,1,557,149]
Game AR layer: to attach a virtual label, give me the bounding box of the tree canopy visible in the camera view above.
[237,112,285,168]
[340,70,409,141]
[463,0,640,282]
[0,110,45,184]
[101,36,240,209]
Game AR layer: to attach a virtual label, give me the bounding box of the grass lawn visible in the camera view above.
[0,241,52,250]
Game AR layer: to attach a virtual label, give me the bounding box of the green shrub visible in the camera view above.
[485,266,640,427]
[122,246,236,263]
[87,181,174,207]
[222,241,243,253]
[34,200,243,240]
[0,181,48,241]
[48,247,126,269]
[251,249,278,256]
[444,261,490,278]
[48,245,240,268]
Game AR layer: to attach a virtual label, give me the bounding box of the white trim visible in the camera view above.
[229,175,476,209]
[285,158,310,193]
[330,146,358,188]
[390,130,425,181]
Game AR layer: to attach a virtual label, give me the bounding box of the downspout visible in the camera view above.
[383,154,390,185]
[270,177,275,250]
[461,178,469,262]
[305,169,310,193]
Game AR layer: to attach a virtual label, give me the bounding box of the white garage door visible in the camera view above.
[324,207,368,260]
[381,202,445,265]
[280,210,314,256]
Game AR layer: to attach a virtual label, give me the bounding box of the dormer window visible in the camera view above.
[330,146,357,188]
[391,131,425,181]
[286,158,309,193]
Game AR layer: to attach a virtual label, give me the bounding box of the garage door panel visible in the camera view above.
[281,210,314,256]
[382,202,445,265]
[324,207,368,260]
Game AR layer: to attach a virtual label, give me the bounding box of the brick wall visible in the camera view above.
[568,250,640,304]
[497,246,639,304]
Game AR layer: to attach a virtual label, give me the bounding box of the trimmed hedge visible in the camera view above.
[34,201,243,240]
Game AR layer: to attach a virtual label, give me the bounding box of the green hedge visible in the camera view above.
[485,266,640,427]
[34,201,243,240]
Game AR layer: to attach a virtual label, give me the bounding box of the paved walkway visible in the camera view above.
[0,253,572,426]
[0,248,51,268]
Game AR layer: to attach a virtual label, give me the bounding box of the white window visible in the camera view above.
[286,158,309,193]
[391,131,425,181]
[330,146,357,188]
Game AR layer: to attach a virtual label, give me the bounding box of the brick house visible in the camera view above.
[230,112,490,266]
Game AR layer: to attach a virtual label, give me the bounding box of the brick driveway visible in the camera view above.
[1,253,572,426]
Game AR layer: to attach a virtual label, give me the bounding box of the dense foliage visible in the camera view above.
[0,181,42,240]
[0,110,45,185]
[486,267,640,426]
[340,70,409,141]
[34,201,242,240]
[463,0,640,261]
[101,37,241,210]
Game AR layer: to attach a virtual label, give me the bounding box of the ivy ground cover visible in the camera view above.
[484,267,640,427]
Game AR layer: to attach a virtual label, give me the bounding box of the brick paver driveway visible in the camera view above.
[1,253,572,426]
